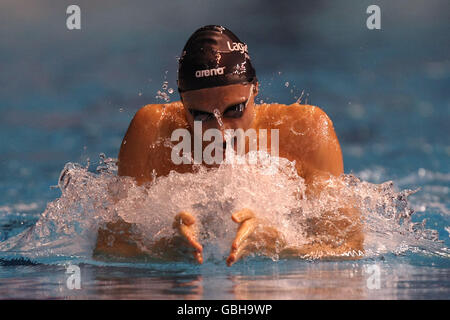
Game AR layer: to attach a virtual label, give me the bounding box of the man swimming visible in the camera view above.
[94,25,363,265]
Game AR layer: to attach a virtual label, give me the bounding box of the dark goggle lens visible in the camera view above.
[223,102,246,118]
[189,100,248,122]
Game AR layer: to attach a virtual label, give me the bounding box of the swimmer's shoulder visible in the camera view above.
[254,102,342,176]
[254,102,335,132]
[118,101,188,180]
[127,101,188,139]
[133,101,188,131]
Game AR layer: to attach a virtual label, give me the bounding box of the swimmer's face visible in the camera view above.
[180,82,258,138]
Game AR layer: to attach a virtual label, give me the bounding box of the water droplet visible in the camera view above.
[296,90,305,104]
[213,109,223,127]
[156,90,170,102]
[418,168,426,177]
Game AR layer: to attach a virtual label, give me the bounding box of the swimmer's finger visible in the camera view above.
[231,218,257,250]
[194,250,203,264]
[226,246,242,267]
[231,208,255,224]
[180,225,203,264]
[227,239,252,267]
[173,211,203,264]
[179,223,203,253]
[227,218,257,267]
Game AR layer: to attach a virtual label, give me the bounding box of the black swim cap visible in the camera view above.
[177,25,257,93]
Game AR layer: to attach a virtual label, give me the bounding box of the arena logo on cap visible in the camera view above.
[227,41,248,54]
[195,67,226,78]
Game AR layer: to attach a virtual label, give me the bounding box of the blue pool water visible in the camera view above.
[0,0,449,299]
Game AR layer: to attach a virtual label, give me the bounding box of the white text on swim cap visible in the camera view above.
[227,41,248,54]
[195,67,225,78]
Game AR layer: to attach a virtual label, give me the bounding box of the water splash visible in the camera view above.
[296,90,305,104]
[155,76,175,103]
[0,153,446,264]
[213,108,223,127]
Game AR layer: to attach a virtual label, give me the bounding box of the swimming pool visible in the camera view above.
[0,0,449,299]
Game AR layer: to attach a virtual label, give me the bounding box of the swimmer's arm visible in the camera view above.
[95,103,166,256]
[279,203,364,259]
[301,172,365,257]
[290,105,363,255]
[95,104,204,261]
[279,241,364,260]
[226,209,287,266]
[226,206,363,265]
[93,212,203,263]
[93,219,146,259]
[226,106,362,264]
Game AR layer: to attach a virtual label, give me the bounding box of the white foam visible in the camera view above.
[0,153,446,261]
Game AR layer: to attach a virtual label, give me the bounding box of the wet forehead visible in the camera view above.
[181,83,251,112]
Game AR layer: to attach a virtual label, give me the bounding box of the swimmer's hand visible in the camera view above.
[226,209,285,267]
[172,211,203,264]
[93,212,203,263]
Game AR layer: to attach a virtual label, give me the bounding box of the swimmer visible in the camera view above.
[94,25,363,265]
